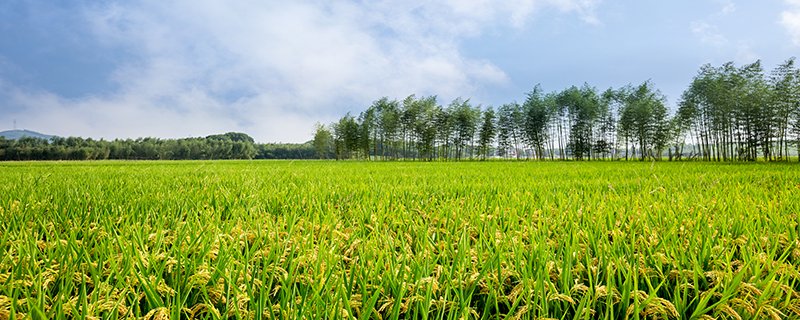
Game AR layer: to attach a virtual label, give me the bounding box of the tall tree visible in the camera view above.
[497,102,524,159]
[477,107,497,160]
[374,97,400,160]
[312,122,332,159]
[556,84,600,160]
[435,104,454,160]
[332,113,359,160]
[522,85,551,160]
[451,97,479,160]
[415,97,439,161]
[770,57,798,161]
[618,80,670,160]
[400,95,420,160]
[358,107,377,160]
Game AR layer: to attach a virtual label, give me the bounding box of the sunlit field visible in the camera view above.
[1,160,799,319]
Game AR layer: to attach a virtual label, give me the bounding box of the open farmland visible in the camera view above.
[1,160,799,319]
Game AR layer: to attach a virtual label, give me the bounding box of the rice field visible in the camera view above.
[1,160,799,319]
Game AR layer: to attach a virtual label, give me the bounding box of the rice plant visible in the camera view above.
[0,160,798,319]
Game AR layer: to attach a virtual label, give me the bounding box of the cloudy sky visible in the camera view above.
[1,0,799,143]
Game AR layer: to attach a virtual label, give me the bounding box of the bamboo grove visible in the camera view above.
[317,58,800,162]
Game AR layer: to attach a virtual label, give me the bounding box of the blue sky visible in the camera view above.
[1,0,799,143]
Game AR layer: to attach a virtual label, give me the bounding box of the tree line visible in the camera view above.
[315,58,800,161]
[0,132,331,161]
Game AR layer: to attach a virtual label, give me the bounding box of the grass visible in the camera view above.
[0,160,799,319]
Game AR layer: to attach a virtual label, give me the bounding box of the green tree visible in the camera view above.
[770,57,799,161]
[477,107,497,160]
[358,107,377,160]
[497,102,523,159]
[451,97,479,160]
[617,80,670,160]
[434,104,454,160]
[373,97,400,160]
[555,84,600,160]
[522,85,551,160]
[313,122,332,159]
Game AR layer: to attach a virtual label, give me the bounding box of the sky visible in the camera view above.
[1,0,799,143]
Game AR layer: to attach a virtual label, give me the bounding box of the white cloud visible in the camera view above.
[734,43,759,63]
[3,0,601,142]
[781,0,800,45]
[437,0,601,28]
[691,21,728,46]
[711,0,736,17]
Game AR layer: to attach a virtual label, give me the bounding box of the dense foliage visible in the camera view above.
[319,58,800,161]
[1,160,799,319]
[0,132,331,161]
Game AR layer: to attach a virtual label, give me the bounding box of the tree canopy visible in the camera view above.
[321,58,799,162]
[0,132,331,161]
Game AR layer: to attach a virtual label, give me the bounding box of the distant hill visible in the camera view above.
[0,129,56,140]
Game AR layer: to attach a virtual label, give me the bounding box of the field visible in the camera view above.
[1,160,799,320]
